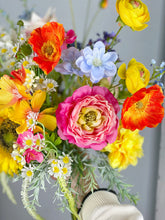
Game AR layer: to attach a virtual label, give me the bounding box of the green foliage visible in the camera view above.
[96,152,139,205]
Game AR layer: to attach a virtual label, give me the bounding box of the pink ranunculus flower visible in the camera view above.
[56,85,120,150]
[23,148,44,164]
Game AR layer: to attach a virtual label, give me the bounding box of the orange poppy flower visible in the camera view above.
[121,85,164,130]
[28,22,65,74]
[9,90,57,134]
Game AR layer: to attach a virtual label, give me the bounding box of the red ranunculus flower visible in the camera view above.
[121,84,164,130]
[28,22,65,74]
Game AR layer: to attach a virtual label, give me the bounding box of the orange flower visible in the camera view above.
[121,85,164,130]
[0,75,31,110]
[9,90,57,134]
[28,22,65,74]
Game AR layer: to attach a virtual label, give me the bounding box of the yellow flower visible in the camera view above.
[103,124,144,171]
[0,119,21,176]
[118,58,150,94]
[116,0,150,31]
[0,75,31,111]
[9,90,57,134]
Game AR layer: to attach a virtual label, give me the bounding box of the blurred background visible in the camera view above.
[0,0,164,219]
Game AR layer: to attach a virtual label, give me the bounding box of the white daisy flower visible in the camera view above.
[43,79,58,93]
[48,163,62,179]
[21,165,34,182]
[11,150,26,166]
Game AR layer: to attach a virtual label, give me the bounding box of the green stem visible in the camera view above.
[69,0,77,48]
[0,172,17,204]
[108,26,123,50]
[82,8,101,47]
[82,0,91,43]
[21,179,44,220]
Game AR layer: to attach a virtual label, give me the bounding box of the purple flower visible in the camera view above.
[55,47,84,76]
[76,41,118,83]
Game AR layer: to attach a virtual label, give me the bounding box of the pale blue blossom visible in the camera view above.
[75,41,118,83]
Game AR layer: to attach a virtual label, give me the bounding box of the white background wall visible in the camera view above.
[0,0,165,220]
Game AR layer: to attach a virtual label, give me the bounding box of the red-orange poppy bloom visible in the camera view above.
[28,22,65,74]
[121,85,164,131]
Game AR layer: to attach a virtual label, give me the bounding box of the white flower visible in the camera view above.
[21,165,34,182]
[11,150,26,166]
[48,163,62,179]
[59,153,73,166]
[151,59,156,65]
[43,79,58,93]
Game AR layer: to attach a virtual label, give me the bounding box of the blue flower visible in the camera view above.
[75,41,118,83]
[55,47,84,76]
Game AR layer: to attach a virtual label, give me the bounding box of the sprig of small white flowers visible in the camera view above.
[48,154,72,179]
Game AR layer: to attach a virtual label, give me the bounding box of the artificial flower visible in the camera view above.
[55,47,84,76]
[22,8,57,36]
[61,29,77,50]
[28,21,65,74]
[9,90,57,134]
[100,0,108,9]
[0,119,21,176]
[23,148,44,164]
[21,165,34,182]
[103,124,144,170]
[116,0,150,31]
[0,145,20,176]
[56,85,120,150]
[76,41,118,83]
[121,85,164,130]
[118,58,150,94]
[0,75,31,110]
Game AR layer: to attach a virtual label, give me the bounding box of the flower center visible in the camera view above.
[136,101,143,109]
[93,58,102,67]
[26,170,33,177]
[63,156,70,164]
[130,0,141,8]
[53,166,60,173]
[78,107,102,131]
[41,41,55,59]
[47,82,54,89]
[62,167,68,175]
[12,88,23,100]
[25,139,33,147]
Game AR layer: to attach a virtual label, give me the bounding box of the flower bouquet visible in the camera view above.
[0,0,164,219]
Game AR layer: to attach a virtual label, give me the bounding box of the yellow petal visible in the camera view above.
[38,114,57,131]
[16,122,28,134]
[31,90,46,112]
[118,63,126,79]
[128,58,136,67]
[41,107,56,114]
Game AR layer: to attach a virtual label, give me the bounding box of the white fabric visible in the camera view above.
[79,190,144,220]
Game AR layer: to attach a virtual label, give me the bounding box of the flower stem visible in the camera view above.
[108,26,123,50]
[21,179,44,220]
[0,172,17,204]
[57,177,80,220]
[82,8,101,47]
[69,0,77,48]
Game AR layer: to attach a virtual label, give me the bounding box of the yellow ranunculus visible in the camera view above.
[103,124,144,171]
[116,0,150,31]
[118,58,150,94]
